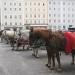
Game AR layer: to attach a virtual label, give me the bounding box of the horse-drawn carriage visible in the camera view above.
[0,29,30,50]
[29,28,75,71]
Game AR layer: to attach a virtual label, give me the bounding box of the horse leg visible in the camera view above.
[12,43,15,50]
[32,48,36,56]
[50,54,55,70]
[23,45,25,50]
[16,43,19,51]
[56,51,62,71]
[71,50,75,65]
[46,50,51,68]
[35,48,39,58]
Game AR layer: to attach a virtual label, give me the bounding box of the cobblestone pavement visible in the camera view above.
[0,42,75,75]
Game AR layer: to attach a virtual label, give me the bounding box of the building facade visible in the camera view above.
[48,0,75,31]
[24,0,48,29]
[1,0,75,30]
[1,0,48,30]
[0,1,1,30]
[1,0,24,31]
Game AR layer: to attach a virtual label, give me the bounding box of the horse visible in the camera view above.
[29,28,66,71]
[12,30,30,51]
[1,30,17,47]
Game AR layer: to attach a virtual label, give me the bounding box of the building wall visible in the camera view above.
[0,1,1,30]
[24,0,48,28]
[48,0,75,31]
[1,0,24,30]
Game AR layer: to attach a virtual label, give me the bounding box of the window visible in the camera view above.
[19,8,21,11]
[4,2,6,5]
[34,20,36,24]
[15,8,17,11]
[68,14,70,17]
[10,15,12,19]
[26,20,28,24]
[54,19,56,23]
[25,14,27,18]
[43,3,45,6]
[58,8,60,11]
[34,3,36,5]
[72,8,74,11]
[38,14,40,18]
[14,3,16,6]
[63,26,65,29]
[54,8,55,10]
[63,20,65,22]
[53,2,56,5]
[4,8,7,11]
[72,3,74,5]
[43,14,45,18]
[49,14,51,17]
[58,2,60,5]
[10,22,12,25]
[69,25,72,27]
[68,20,70,23]
[38,9,40,11]
[63,2,65,5]
[25,8,27,11]
[34,14,36,18]
[25,2,27,6]
[34,8,36,11]
[72,14,74,17]
[10,3,12,5]
[30,20,32,23]
[58,14,60,17]
[15,22,17,25]
[63,8,65,11]
[63,14,65,17]
[15,15,17,19]
[30,8,32,11]
[54,26,56,29]
[30,14,32,18]
[30,2,31,6]
[10,8,12,11]
[72,20,74,22]
[5,22,7,25]
[49,8,51,10]
[68,8,70,11]
[58,20,60,22]
[20,22,22,25]
[43,20,45,24]
[38,20,40,24]
[58,26,61,29]
[38,3,40,6]
[68,2,70,5]
[54,14,56,17]
[19,15,21,19]
[49,20,51,23]
[19,3,21,6]
[4,15,7,19]
[49,2,51,4]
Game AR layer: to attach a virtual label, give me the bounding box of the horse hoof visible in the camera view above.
[32,53,35,56]
[50,67,55,70]
[12,48,14,50]
[35,55,39,58]
[71,62,74,65]
[45,64,51,68]
[56,68,63,72]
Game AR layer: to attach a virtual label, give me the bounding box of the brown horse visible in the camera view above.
[29,28,66,71]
